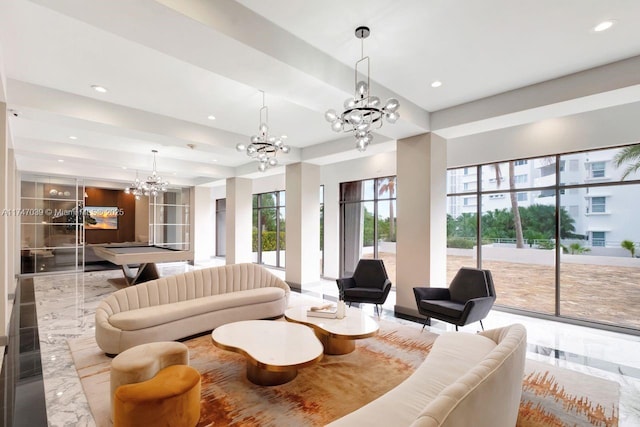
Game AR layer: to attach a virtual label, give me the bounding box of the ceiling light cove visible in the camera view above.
[593,20,615,32]
[431,80,443,88]
[90,84,108,93]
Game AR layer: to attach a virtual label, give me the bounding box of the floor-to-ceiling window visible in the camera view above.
[252,191,285,268]
[447,143,640,332]
[340,176,396,285]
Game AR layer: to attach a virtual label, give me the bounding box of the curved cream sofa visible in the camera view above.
[95,263,290,354]
[327,323,526,427]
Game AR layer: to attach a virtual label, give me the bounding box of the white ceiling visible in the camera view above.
[1,0,640,187]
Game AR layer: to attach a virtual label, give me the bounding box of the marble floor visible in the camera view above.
[31,260,640,426]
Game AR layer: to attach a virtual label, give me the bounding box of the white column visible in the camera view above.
[225,177,252,264]
[395,133,447,317]
[285,163,320,290]
[193,186,215,263]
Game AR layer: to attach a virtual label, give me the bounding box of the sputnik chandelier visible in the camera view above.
[324,26,400,152]
[236,91,290,172]
[124,150,169,199]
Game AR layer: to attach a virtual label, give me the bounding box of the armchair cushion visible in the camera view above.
[418,300,465,319]
[344,283,391,300]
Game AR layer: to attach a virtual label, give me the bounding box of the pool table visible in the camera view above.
[92,245,194,285]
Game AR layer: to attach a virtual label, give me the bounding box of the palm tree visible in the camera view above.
[613,144,640,179]
[494,163,524,248]
[621,240,636,257]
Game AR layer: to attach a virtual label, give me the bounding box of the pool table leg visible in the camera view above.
[121,263,160,285]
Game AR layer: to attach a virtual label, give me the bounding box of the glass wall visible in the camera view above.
[447,143,640,331]
[20,176,84,274]
[150,188,190,250]
[340,176,396,285]
[252,191,286,268]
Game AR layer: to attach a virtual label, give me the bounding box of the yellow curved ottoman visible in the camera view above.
[110,341,190,421]
[113,364,201,427]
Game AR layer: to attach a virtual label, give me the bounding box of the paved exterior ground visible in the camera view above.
[366,252,640,330]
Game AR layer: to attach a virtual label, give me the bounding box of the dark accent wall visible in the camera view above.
[84,188,135,244]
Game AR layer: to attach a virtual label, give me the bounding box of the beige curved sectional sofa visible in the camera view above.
[95,263,290,355]
[327,323,527,427]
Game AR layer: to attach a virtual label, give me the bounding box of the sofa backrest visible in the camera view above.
[100,263,290,315]
[411,323,527,427]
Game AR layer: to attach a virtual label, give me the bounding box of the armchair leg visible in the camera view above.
[375,304,381,317]
[479,320,485,331]
[455,325,459,331]
[421,317,429,331]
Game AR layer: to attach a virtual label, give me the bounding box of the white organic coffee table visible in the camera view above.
[211,320,323,386]
[284,305,379,355]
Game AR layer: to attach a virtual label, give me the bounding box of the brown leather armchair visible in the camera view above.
[413,267,496,331]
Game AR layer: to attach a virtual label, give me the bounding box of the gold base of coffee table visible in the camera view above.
[315,332,356,355]
[246,362,298,386]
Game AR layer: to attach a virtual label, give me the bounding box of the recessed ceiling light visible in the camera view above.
[58,159,64,163]
[207,115,216,120]
[431,80,443,88]
[281,134,288,139]
[91,84,108,93]
[121,166,127,170]
[593,20,615,32]
[211,159,218,162]
[69,135,77,140]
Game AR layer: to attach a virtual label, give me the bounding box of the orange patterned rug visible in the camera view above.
[69,321,619,426]
[519,359,619,426]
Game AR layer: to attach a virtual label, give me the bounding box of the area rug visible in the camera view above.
[69,323,619,427]
[519,359,619,427]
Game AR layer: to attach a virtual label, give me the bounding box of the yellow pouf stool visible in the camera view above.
[113,364,201,427]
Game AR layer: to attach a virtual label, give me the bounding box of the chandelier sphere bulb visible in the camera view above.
[384,98,399,112]
[236,143,246,151]
[368,96,381,108]
[281,145,290,153]
[344,98,356,110]
[356,81,368,98]
[331,120,344,132]
[268,158,278,167]
[258,162,267,172]
[325,109,338,123]
[386,111,400,123]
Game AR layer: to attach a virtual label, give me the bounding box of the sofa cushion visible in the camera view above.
[109,287,285,331]
[419,300,465,319]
